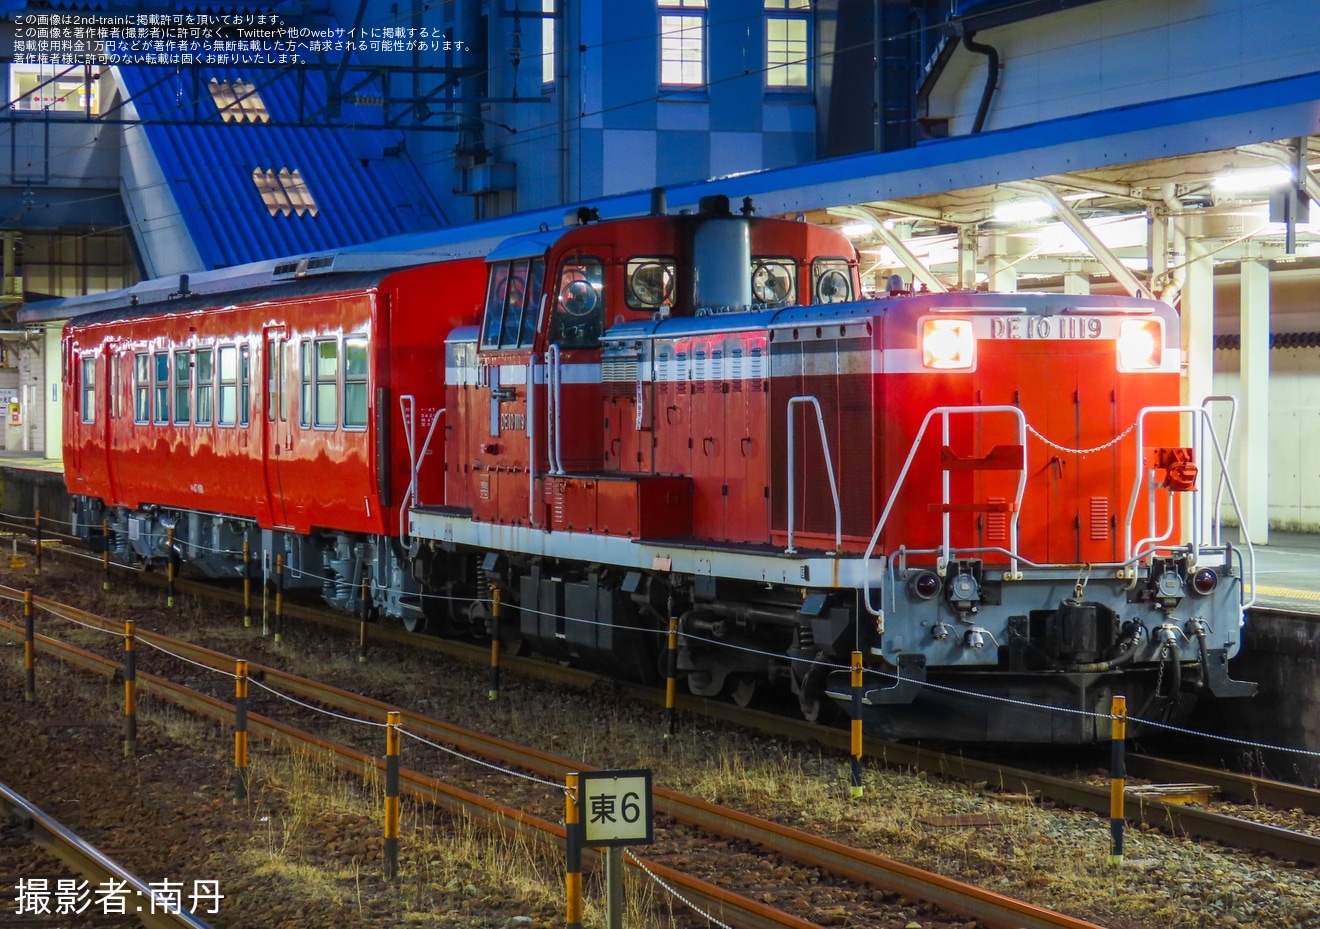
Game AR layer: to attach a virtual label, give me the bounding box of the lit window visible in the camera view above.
[765,0,810,88]
[219,346,238,426]
[133,353,149,424]
[252,168,319,218]
[195,347,214,425]
[153,352,170,424]
[80,356,95,424]
[343,336,368,429]
[315,339,339,429]
[542,0,556,85]
[9,64,100,114]
[659,0,707,87]
[239,344,251,427]
[299,340,312,428]
[173,350,192,424]
[207,79,271,124]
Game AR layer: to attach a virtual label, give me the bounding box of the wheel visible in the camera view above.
[401,611,430,634]
[798,692,840,724]
[729,674,760,709]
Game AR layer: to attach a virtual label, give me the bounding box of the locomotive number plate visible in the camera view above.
[989,315,1102,340]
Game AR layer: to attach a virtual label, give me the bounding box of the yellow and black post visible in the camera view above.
[123,621,137,756]
[565,772,583,929]
[358,574,370,663]
[234,660,249,801]
[101,519,111,590]
[1109,694,1127,865]
[242,538,253,628]
[384,711,401,880]
[488,584,502,700]
[165,527,177,607]
[273,553,285,644]
[664,598,679,740]
[850,651,864,799]
[22,588,34,702]
[33,509,41,577]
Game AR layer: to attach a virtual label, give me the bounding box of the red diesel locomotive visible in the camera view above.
[64,195,1254,742]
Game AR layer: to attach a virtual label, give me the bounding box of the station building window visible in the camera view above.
[541,0,556,85]
[9,64,100,114]
[252,167,319,218]
[659,0,707,87]
[765,0,811,89]
[207,78,271,123]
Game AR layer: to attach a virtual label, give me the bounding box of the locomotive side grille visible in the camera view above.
[730,347,743,393]
[602,355,639,398]
[750,346,764,391]
[1089,497,1110,541]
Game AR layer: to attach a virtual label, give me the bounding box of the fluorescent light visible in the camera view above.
[840,222,873,238]
[993,199,1052,223]
[1213,167,1292,192]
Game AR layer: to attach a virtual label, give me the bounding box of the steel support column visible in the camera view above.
[1239,252,1271,545]
[985,233,1016,293]
[1181,236,1215,539]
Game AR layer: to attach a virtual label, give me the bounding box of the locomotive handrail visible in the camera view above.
[784,395,842,554]
[398,396,443,545]
[861,405,1027,617]
[546,343,563,474]
[1201,395,1238,549]
[1122,405,1256,610]
[527,354,538,528]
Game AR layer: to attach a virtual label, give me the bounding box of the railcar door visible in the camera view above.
[262,328,291,528]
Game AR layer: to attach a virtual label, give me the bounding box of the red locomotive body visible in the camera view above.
[65,196,1253,742]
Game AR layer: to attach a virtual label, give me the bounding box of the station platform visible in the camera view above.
[0,452,63,473]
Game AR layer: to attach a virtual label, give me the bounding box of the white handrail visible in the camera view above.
[526,354,538,527]
[784,395,842,554]
[861,405,1027,617]
[546,343,563,475]
[397,396,443,543]
[1201,395,1238,549]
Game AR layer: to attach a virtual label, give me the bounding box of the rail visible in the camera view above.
[0,780,215,929]
[1122,405,1256,608]
[784,395,842,554]
[861,405,1027,617]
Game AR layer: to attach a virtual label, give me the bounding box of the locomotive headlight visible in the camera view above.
[922,319,974,369]
[1117,319,1162,370]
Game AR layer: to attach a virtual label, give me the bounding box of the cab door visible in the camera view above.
[262,327,290,528]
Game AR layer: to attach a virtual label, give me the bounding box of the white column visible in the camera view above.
[986,234,1016,293]
[1239,255,1271,545]
[958,225,978,290]
[1180,237,1214,543]
[1063,267,1090,295]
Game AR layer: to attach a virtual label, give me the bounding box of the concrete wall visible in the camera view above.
[927,0,1320,135]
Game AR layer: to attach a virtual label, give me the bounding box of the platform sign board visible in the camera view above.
[578,769,653,847]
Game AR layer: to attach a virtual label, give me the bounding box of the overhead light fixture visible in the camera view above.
[1213,167,1293,192]
[992,199,1052,223]
[840,222,874,238]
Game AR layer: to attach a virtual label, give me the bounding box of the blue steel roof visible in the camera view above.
[116,64,444,269]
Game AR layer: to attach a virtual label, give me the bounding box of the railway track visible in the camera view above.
[0,779,214,929]
[12,533,1320,862]
[1,585,1118,929]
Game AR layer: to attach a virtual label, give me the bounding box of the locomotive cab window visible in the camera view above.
[550,256,605,349]
[812,257,853,304]
[79,355,95,424]
[481,258,544,350]
[751,258,796,307]
[625,258,676,311]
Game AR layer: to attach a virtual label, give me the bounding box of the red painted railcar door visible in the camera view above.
[262,328,290,528]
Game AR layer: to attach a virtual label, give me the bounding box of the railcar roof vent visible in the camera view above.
[273,255,336,280]
[698,194,731,216]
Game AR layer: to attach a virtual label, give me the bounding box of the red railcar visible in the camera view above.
[65,195,1254,742]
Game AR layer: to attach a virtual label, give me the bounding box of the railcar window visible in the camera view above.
[219,346,237,426]
[109,351,121,420]
[751,258,796,307]
[80,355,94,424]
[281,343,291,422]
[299,339,312,428]
[133,353,149,424]
[812,258,853,304]
[343,335,368,429]
[173,351,191,424]
[315,339,338,429]
[550,257,605,349]
[195,348,214,426]
[240,344,251,427]
[153,352,169,425]
[625,258,676,310]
